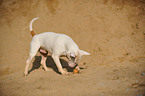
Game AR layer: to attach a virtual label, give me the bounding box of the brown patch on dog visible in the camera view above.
[30,31,35,37]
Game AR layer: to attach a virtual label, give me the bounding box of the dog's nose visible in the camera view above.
[68,61,76,68]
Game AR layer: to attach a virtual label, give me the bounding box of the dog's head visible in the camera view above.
[67,50,90,68]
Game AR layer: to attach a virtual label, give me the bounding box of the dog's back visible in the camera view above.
[32,32,78,55]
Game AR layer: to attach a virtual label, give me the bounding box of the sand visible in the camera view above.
[0,0,145,96]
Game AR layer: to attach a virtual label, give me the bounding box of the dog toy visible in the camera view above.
[73,68,79,74]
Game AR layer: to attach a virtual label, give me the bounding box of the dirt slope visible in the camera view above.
[0,0,145,96]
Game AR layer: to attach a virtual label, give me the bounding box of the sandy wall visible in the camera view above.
[0,0,145,96]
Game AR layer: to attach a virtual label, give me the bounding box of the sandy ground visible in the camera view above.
[0,0,145,96]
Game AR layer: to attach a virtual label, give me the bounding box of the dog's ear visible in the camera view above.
[79,50,90,56]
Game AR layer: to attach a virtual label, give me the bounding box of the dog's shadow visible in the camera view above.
[28,56,73,75]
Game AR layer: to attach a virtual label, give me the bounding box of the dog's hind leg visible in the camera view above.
[40,53,52,71]
[24,39,41,76]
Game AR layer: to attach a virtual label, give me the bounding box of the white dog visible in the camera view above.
[24,17,90,76]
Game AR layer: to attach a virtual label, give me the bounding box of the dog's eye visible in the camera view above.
[70,56,75,61]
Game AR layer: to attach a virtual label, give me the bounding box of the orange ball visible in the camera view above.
[73,68,79,74]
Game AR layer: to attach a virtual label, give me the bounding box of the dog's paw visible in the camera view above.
[44,68,52,71]
[24,72,28,76]
[60,70,69,75]
[24,73,28,76]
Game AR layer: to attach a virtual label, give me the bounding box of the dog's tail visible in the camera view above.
[29,17,39,37]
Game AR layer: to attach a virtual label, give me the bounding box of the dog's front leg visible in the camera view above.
[52,55,69,75]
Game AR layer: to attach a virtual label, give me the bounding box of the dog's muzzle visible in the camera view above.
[68,61,77,68]
[68,55,77,68]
